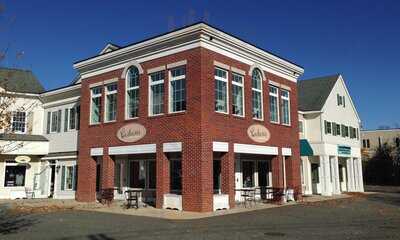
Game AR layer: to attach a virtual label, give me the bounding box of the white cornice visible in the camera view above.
[74,23,304,82]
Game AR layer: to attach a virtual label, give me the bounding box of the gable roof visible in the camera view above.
[298,74,340,111]
[0,67,45,94]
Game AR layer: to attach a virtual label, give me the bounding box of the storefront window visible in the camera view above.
[170,160,182,193]
[242,161,254,188]
[311,163,319,183]
[4,164,26,187]
[61,165,76,191]
[257,161,270,187]
[148,161,156,189]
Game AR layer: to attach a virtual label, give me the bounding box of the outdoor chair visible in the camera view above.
[125,190,139,209]
[100,188,114,206]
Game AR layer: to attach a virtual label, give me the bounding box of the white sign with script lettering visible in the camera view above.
[117,123,146,143]
[247,124,270,143]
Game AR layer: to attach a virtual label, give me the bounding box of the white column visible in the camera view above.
[346,158,354,192]
[320,155,332,196]
[282,156,287,190]
[357,158,365,192]
[330,156,341,194]
[353,157,359,192]
[302,157,313,195]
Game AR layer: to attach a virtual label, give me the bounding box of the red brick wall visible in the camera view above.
[76,46,301,212]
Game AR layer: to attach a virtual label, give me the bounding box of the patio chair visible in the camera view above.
[100,188,114,206]
[125,190,139,209]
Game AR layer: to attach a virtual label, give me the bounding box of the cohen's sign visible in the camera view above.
[117,123,146,143]
[15,156,31,164]
[247,124,270,143]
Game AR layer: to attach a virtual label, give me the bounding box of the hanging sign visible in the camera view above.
[15,156,31,164]
[247,124,271,143]
[117,123,146,143]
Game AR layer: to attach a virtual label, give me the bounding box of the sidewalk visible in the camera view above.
[1,193,355,220]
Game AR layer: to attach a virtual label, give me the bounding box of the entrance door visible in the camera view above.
[311,163,319,194]
[96,163,101,192]
[50,165,55,197]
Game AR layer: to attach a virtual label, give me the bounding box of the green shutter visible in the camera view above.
[46,112,51,134]
[57,110,62,132]
[61,166,65,191]
[72,165,77,191]
[64,109,69,132]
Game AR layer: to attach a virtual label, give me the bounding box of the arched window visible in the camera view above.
[126,66,140,118]
[251,69,263,119]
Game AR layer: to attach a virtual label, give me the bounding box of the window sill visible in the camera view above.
[103,121,116,125]
[148,113,164,119]
[124,117,139,122]
[215,111,229,115]
[232,115,245,120]
[270,121,280,126]
[89,122,101,126]
[252,118,264,122]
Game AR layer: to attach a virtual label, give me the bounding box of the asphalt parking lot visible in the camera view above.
[1,192,400,240]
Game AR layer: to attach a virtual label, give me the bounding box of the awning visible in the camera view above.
[300,139,314,156]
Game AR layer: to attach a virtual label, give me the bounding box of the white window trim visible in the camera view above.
[104,84,117,123]
[125,69,140,120]
[232,73,245,117]
[281,89,291,126]
[11,111,27,134]
[251,71,263,121]
[269,85,280,124]
[90,87,102,125]
[148,71,165,117]
[215,68,229,114]
[168,68,186,114]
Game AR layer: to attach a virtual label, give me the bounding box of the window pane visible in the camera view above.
[91,97,101,123]
[150,71,164,115]
[148,161,157,189]
[12,112,26,133]
[127,67,139,88]
[252,91,262,119]
[4,165,26,187]
[151,84,164,115]
[69,108,76,130]
[282,97,290,124]
[232,84,243,116]
[65,166,74,190]
[106,93,117,121]
[171,78,186,112]
[127,88,139,118]
[269,87,279,123]
[252,70,262,90]
[213,160,221,193]
[215,77,227,112]
[51,111,59,132]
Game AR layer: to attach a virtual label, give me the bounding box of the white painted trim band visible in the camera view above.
[108,144,156,155]
[167,60,187,69]
[163,142,182,152]
[213,141,229,152]
[282,147,292,156]
[90,148,104,156]
[89,82,103,88]
[214,60,230,70]
[231,67,246,75]
[234,143,278,155]
[41,155,78,160]
[103,78,119,85]
[147,65,166,74]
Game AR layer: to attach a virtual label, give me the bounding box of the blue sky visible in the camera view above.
[1,0,399,130]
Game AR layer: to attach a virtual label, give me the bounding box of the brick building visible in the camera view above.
[73,22,304,212]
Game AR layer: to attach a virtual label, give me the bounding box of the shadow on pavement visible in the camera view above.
[0,213,37,235]
[365,193,400,207]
